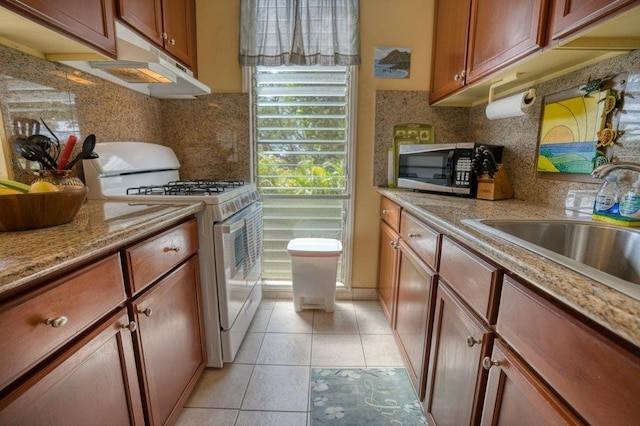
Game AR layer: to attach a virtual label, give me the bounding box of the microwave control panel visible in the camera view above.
[454,150,472,188]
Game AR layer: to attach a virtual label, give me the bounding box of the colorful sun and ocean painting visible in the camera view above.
[537,91,608,174]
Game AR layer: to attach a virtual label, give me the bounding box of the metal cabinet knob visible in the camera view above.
[381,209,391,215]
[482,356,500,370]
[388,240,399,249]
[460,70,467,77]
[164,246,181,252]
[140,307,153,317]
[162,32,168,40]
[45,316,68,328]
[122,321,137,332]
[169,38,176,46]
[466,336,482,347]
[454,73,460,81]
[407,232,420,238]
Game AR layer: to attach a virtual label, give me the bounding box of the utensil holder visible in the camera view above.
[476,164,513,200]
[32,170,85,191]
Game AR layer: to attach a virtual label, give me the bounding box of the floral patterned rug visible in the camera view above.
[310,368,427,425]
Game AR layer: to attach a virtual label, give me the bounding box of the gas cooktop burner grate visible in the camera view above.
[126,179,245,196]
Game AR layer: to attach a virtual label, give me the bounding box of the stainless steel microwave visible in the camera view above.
[397,143,494,195]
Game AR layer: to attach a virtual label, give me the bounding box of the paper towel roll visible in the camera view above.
[485,89,536,120]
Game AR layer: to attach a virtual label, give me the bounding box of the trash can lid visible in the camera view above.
[287,238,343,256]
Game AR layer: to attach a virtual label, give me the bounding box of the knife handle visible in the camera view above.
[57,135,77,170]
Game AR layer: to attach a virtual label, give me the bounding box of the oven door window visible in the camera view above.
[398,150,454,186]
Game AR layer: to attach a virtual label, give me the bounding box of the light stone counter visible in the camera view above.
[378,188,640,349]
[0,200,204,299]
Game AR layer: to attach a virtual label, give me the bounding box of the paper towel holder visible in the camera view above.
[488,73,531,104]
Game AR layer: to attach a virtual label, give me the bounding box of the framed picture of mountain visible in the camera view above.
[374,47,411,79]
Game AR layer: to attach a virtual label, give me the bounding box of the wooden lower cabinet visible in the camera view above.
[377,221,399,325]
[424,282,493,425]
[131,255,206,425]
[481,339,582,425]
[393,240,436,399]
[0,309,144,425]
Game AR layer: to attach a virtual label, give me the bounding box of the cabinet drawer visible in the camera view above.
[497,276,640,425]
[380,197,401,232]
[124,218,198,295]
[400,211,440,270]
[439,237,502,324]
[0,254,126,391]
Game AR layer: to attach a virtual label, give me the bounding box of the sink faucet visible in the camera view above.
[592,162,640,178]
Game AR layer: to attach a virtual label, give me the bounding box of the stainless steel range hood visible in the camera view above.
[59,22,211,99]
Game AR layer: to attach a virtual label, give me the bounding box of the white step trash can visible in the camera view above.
[286,238,343,312]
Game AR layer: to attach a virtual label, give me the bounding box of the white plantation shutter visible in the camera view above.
[253,65,354,285]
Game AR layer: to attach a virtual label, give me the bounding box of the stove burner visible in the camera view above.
[126,179,245,196]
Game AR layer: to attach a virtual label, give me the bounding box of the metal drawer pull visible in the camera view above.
[122,321,137,332]
[382,209,391,215]
[407,232,420,238]
[466,336,482,347]
[45,316,68,328]
[163,246,181,252]
[140,307,153,317]
[482,356,500,370]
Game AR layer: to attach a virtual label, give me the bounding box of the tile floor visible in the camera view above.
[175,298,404,425]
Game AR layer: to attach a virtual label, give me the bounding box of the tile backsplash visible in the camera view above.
[0,44,250,184]
[375,48,640,209]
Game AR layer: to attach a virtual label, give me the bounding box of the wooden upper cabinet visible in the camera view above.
[1,0,117,57]
[549,0,638,40]
[466,0,548,84]
[117,0,197,69]
[117,0,163,45]
[429,0,471,103]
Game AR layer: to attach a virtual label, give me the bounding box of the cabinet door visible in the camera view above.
[481,339,582,426]
[1,0,117,56]
[394,241,437,400]
[161,0,197,68]
[429,0,471,103]
[132,255,206,425]
[118,0,164,46]
[0,309,144,425]
[377,221,399,326]
[466,0,548,84]
[550,0,637,40]
[424,282,493,425]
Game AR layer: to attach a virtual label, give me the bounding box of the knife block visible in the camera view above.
[476,164,513,200]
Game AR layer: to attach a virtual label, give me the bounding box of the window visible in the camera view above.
[251,65,356,288]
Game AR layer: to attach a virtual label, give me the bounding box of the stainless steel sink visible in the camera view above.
[462,219,640,299]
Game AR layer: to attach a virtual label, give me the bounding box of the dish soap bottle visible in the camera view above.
[619,176,640,218]
[593,174,620,215]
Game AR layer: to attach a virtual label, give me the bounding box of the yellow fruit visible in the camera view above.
[0,187,22,195]
[29,181,61,193]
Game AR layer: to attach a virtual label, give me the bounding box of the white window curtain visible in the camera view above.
[239,0,360,66]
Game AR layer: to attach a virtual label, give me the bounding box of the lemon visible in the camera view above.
[0,187,22,195]
[29,181,61,193]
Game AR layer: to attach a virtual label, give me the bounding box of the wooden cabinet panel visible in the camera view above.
[466,0,548,83]
[377,221,399,325]
[549,0,637,40]
[429,0,471,103]
[481,339,582,426]
[439,236,502,324]
[1,0,117,56]
[124,218,198,295]
[117,0,163,45]
[380,196,401,232]
[161,0,196,67]
[132,255,206,425]
[424,282,493,425]
[0,309,144,425]
[400,211,440,271]
[497,276,640,425]
[0,254,126,391]
[394,240,436,399]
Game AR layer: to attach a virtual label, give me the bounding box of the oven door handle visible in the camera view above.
[218,218,246,234]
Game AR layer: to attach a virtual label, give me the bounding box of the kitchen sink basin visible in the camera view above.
[462,219,640,299]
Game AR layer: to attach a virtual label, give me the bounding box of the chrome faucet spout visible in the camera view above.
[591,162,640,179]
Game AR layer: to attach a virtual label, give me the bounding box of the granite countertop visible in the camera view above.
[0,200,204,299]
[378,188,640,349]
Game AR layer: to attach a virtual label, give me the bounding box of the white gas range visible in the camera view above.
[83,142,262,367]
